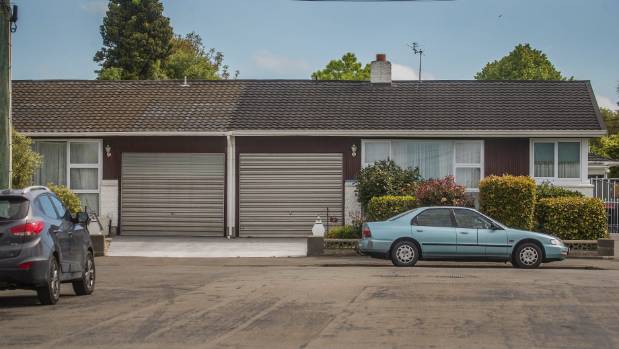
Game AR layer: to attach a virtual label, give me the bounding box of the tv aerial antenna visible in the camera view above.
[407,42,424,82]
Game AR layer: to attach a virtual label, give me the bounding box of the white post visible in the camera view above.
[226,134,236,238]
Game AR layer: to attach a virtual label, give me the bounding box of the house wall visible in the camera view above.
[484,138,529,176]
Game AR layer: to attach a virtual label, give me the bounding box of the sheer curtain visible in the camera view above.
[558,142,580,178]
[364,142,390,165]
[34,142,67,186]
[534,143,555,177]
[391,141,453,179]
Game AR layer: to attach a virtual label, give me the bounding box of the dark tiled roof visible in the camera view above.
[589,152,618,162]
[11,80,605,133]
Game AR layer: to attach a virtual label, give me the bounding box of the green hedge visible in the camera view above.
[366,195,417,222]
[536,182,584,201]
[536,197,608,240]
[479,175,536,230]
[326,225,361,239]
[47,183,82,214]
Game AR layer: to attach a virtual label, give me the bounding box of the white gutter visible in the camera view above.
[21,129,606,138]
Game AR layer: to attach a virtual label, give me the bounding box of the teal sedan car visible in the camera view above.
[359,207,569,268]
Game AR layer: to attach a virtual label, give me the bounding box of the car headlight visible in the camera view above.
[550,238,562,246]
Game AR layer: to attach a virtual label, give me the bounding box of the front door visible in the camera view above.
[412,208,457,257]
[454,208,508,258]
[453,209,484,256]
[34,195,73,272]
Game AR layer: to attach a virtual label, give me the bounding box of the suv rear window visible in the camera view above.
[0,197,29,221]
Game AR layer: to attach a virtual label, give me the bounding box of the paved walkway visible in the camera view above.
[107,236,308,258]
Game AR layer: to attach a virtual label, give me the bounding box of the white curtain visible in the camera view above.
[77,193,99,214]
[534,143,554,177]
[70,168,98,190]
[456,168,481,188]
[34,142,67,186]
[70,142,99,164]
[364,142,390,165]
[558,142,580,178]
[391,141,453,179]
[455,142,481,164]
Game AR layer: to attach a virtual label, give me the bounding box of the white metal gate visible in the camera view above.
[121,153,225,236]
[591,178,619,234]
[239,153,343,237]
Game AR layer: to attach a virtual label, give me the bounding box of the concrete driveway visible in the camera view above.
[1,257,619,349]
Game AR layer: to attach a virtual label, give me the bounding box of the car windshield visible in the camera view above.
[388,208,419,221]
[0,197,29,221]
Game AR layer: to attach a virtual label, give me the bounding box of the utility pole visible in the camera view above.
[0,0,13,189]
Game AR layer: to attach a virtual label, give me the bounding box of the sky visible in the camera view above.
[10,0,619,110]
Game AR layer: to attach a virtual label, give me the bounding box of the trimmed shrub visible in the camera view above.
[479,175,536,230]
[356,160,422,210]
[366,195,418,221]
[326,225,361,239]
[11,129,42,189]
[415,176,466,206]
[48,183,82,214]
[536,197,608,240]
[536,182,584,201]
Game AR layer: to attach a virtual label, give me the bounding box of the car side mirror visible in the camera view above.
[74,211,90,225]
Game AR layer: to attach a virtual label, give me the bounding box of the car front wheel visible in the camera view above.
[391,240,419,267]
[37,256,61,305]
[513,243,543,269]
[72,251,95,296]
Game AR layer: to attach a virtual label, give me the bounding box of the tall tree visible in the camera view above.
[94,0,173,80]
[165,32,236,80]
[312,53,370,81]
[475,44,569,80]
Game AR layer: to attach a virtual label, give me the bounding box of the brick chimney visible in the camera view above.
[370,53,391,84]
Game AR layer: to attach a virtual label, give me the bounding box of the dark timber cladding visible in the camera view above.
[102,136,226,179]
[484,138,529,176]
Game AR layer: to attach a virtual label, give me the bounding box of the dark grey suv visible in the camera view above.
[0,186,95,305]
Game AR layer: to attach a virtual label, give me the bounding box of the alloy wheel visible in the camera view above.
[519,246,539,266]
[396,245,415,264]
[50,260,60,300]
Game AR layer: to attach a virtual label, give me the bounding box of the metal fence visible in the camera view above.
[591,178,619,234]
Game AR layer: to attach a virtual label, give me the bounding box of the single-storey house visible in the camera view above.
[588,153,619,178]
[11,55,606,238]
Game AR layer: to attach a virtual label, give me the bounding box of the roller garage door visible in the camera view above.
[121,153,225,236]
[239,153,343,237]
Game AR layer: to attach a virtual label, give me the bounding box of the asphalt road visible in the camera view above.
[1,256,619,349]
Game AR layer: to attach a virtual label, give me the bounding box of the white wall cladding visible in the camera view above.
[100,179,119,234]
[239,153,343,237]
[344,180,361,225]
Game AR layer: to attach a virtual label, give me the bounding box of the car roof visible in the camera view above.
[0,186,51,200]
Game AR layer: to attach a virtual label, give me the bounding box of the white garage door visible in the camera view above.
[239,153,343,237]
[121,153,225,236]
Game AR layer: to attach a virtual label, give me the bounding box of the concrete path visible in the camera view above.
[107,236,308,258]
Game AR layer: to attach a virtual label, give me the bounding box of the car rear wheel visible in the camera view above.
[513,243,542,269]
[72,251,95,296]
[391,241,419,267]
[36,256,61,305]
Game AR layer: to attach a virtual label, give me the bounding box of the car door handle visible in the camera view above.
[459,231,469,234]
[416,229,424,232]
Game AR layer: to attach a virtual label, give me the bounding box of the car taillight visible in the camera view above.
[362,226,372,238]
[10,221,45,237]
[18,261,33,270]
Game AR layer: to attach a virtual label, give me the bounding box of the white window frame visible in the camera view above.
[33,139,103,213]
[361,139,484,191]
[529,138,587,184]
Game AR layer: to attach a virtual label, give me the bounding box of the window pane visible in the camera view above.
[415,209,453,228]
[454,209,492,229]
[77,193,99,214]
[558,142,580,178]
[391,141,453,179]
[34,142,67,186]
[364,142,390,165]
[70,168,98,190]
[455,168,481,188]
[534,143,555,177]
[70,142,99,164]
[455,142,481,164]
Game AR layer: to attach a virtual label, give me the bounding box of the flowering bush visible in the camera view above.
[415,176,466,206]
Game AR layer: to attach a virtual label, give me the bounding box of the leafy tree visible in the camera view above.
[11,129,42,189]
[165,32,237,80]
[312,53,370,81]
[475,44,569,80]
[94,0,173,80]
